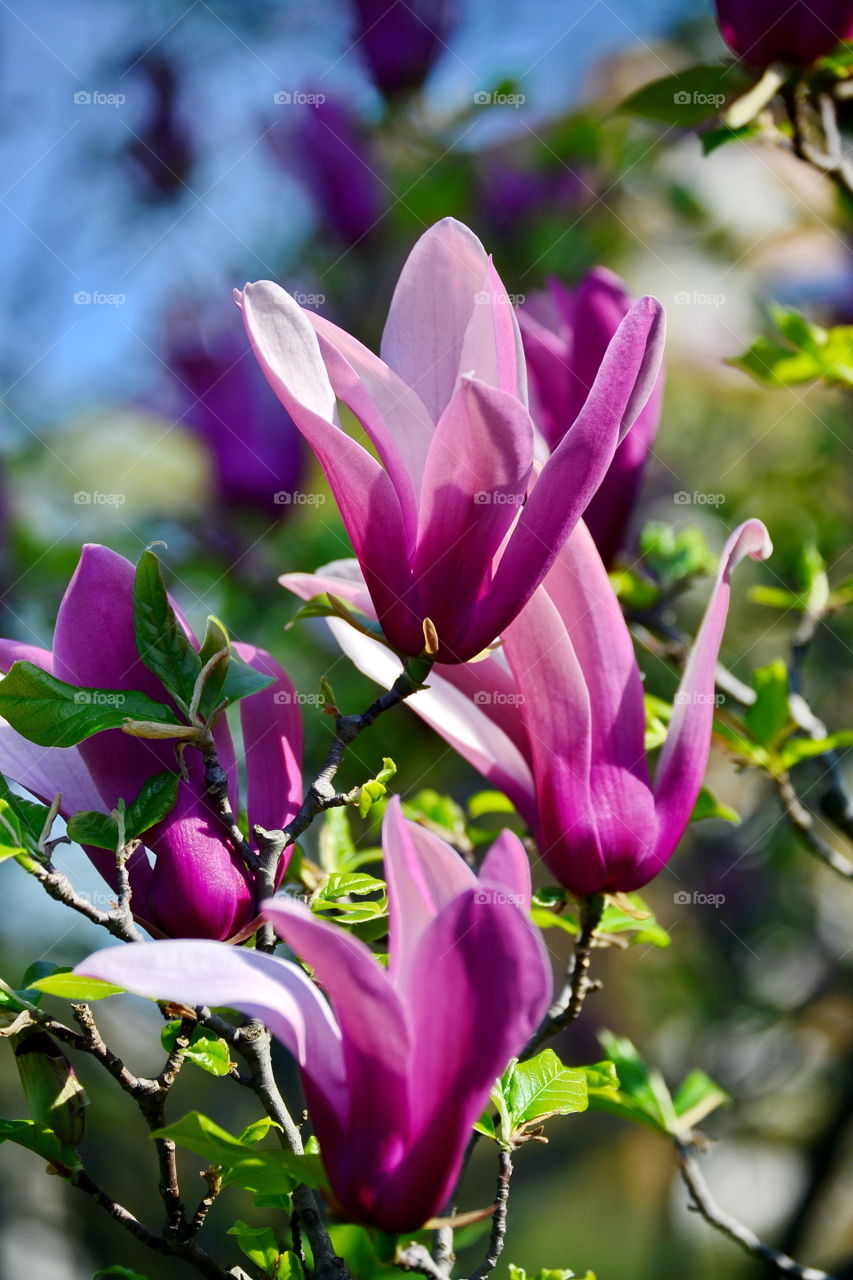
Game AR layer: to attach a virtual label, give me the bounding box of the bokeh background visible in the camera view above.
[0,1,852,1277]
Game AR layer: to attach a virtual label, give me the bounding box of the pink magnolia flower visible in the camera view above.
[519,269,664,567]
[75,798,551,1233]
[282,517,771,896]
[715,0,853,66]
[236,217,664,663]
[0,545,302,940]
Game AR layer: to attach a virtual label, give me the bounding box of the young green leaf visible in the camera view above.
[745,660,792,748]
[0,662,177,748]
[152,1112,329,1194]
[505,1049,589,1125]
[227,1220,281,1273]
[133,549,201,715]
[29,972,124,1001]
[619,64,753,125]
[67,772,180,851]
[160,1022,232,1076]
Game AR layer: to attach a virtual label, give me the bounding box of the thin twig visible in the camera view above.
[523,894,605,1056]
[397,1243,449,1280]
[16,856,144,943]
[468,1149,513,1280]
[775,773,853,879]
[675,1139,837,1280]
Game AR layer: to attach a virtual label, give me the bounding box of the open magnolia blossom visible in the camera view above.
[519,268,664,567]
[75,798,552,1233]
[236,216,664,663]
[282,518,772,896]
[0,545,302,941]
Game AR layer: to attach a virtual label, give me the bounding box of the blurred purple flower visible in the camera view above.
[163,306,305,518]
[715,0,853,66]
[349,0,458,96]
[268,98,385,247]
[123,54,194,203]
[519,269,665,566]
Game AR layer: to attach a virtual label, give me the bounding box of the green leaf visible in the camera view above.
[0,840,26,864]
[311,872,388,925]
[220,657,275,705]
[745,660,791,748]
[133,550,201,715]
[0,662,178,748]
[639,523,715,589]
[701,120,762,154]
[93,1269,151,1280]
[0,1117,78,1169]
[160,1023,232,1076]
[578,1060,621,1101]
[619,63,753,125]
[672,1070,730,1131]
[68,771,181,851]
[29,972,124,1001]
[401,789,467,844]
[505,1050,588,1125]
[0,777,49,847]
[152,1112,328,1194]
[467,790,517,819]
[691,786,741,826]
[239,1117,283,1146]
[599,895,671,948]
[729,310,853,389]
[779,730,853,770]
[93,1268,151,1280]
[288,593,391,647]
[227,1220,280,1272]
[587,1032,677,1135]
[277,1252,306,1280]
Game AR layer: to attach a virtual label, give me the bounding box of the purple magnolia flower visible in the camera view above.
[163,306,305,518]
[75,798,551,1232]
[237,217,664,663]
[715,0,853,66]
[282,517,771,896]
[0,545,302,940]
[519,269,665,567]
[348,0,458,97]
[123,53,194,204]
[267,98,385,248]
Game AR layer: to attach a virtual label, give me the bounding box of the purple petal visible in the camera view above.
[380,218,491,423]
[412,377,533,658]
[232,643,302,848]
[479,829,533,908]
[460,296,666,657]
[644,519,773,881]
[382,797,475,984]
[238,283,420,652]
[74,938,345,1118]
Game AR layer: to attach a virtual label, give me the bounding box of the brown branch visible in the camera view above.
[675,1139,837,1280]
[775,773,853,880]
[16,856,144,943]
[468,1149,513,1280]
[523,893,605,1056]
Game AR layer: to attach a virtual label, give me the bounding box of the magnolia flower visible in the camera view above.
[519,269,664,566]
[0,545,302,940]
[282,517,771,895]
[75,798,551,1232]
[715,0,853,66]
[237,217,664,663]
[347,0,458,97]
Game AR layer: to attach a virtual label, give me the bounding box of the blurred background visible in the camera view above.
[0,0,852,1277]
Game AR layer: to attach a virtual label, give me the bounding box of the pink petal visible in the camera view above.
[232,643,302,845]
